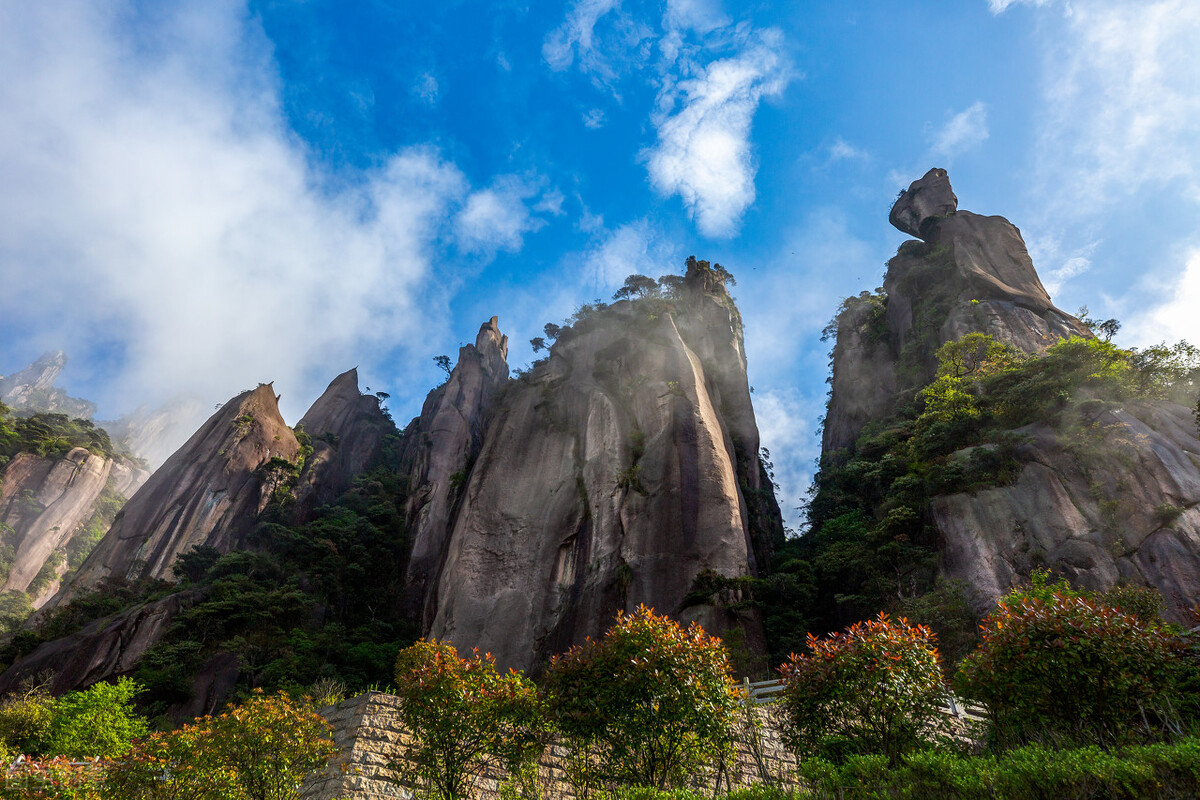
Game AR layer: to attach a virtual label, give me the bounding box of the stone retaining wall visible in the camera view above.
[300,692,800,800]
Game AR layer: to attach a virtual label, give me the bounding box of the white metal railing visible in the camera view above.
[738,677,987,721]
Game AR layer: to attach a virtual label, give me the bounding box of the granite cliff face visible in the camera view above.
[0,448,148,607]
[821,169,1200,619]
[419,263,779,672]
[398,318,510,628]
[47,384,301,607]
[7,265,779,694]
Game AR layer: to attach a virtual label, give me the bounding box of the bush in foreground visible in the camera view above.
[104,689,336,800]
[956,575,1186,748]
[779,613,947,765]
[393,640,546,800]
[544,605,739,792]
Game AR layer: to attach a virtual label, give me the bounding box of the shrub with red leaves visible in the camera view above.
[543,605,739,791]
[778,612,947,764]
[956,586,1186,748]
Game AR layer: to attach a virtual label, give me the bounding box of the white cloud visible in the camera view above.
[987,0,1052,13]
[1042,256,1092,296]
[643,28,789,237]
[930,101,989,161]
[0,1,531,428]
[583,108,607,128]
[534,188,566,216]
[1033,0,1200,218]
[455,176,549,255]
[664,0,729,34]
[580,219,678,288]
[1124,249,1200,347]
[753,388,820,531]
[542,0,623,72]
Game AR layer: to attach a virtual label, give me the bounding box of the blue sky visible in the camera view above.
[1,0,1198,525]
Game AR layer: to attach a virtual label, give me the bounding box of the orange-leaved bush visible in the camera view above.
[393,640,546,800]
[956,586,1185,748]
[779,612,947,764]
[542,605,739,791]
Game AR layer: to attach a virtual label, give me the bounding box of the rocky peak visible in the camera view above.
[424,290,778,674]
[475,316,509,363]
[0,350,66,395]
[888,167,958,240]
[293,368,391,518]
[400,318,512,626]
[47,384,300,608]
[0,351,96,420]
[824,170,1091,455]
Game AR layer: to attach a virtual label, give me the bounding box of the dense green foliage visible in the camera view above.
[43,678,148,760]
[957,574,1193,749]
[0,678,146,762]
[779,613,948,765]
[0,404,122,465]
[393,640,546,800]
[544,605,740,792]
[102,689,336,800]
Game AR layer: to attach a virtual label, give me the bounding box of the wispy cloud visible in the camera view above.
[580,218,678,288]
[930,101,989,161]
[1033,0,1200,218]
[753,387,821,531]
[987,0,1052,13]
[413,71,439,105]
[542,0,651,86]
[828,138,868,163]
[1125,248,1200,347]
[0,1,539,426]
[543,3,790,238]
[456,175,552,255]
[644,28,789,237]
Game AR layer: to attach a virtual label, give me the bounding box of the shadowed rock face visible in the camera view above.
[823,170,1200,619]
[889,167,958,240]
[0,591,200,696]
[47,384,300,608]
[424,268,777,673]
[0,449,148,607]
[399,317,510,628]
[293,368,391,520]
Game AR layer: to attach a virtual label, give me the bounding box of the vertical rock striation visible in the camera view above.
[423,264,778,672]
[46,384,300,607]
[398,317,510,628]
[0,448,148,607]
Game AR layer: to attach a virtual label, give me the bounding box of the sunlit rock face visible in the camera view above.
[0,351,96,420]
[397,317,511,629]
[823,169,1200,620]
[418,264,780,673]
[0,448,148,607]
[46,384,300,608]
